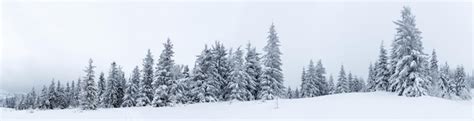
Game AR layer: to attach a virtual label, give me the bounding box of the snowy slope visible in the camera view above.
[0,92,471,121]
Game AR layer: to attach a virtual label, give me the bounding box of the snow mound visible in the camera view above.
[0,92,471,120]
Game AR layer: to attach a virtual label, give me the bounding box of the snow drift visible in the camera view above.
[0,92,471,120]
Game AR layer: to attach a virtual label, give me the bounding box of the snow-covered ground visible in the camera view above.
[0,92,471,121]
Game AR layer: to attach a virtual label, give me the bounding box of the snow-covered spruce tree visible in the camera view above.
[97,72,106,105]
[352,77,365,92]
[286,87,293,99]
[80,59,98,110]
[177,66,193,104]
[327,75,335,94]
[335,65,349,93]
[389,6,430,97]
[137,49,154,106]
[438,62,450,98]
[25,88,37,109]
[116,67,126,107]
[300,67,309,97]
[210,41,231,101]
[302,60,317,97]
[226,47,253,101]
[294,87,300,98]
[38,85,49,109]
[259,23,284,100]
[74,78,81,107]
[244,43,261,100]
[428,49,440,96]
[64,82,71,108]
[68,81,75,108]
[451,66,471,100]
[102,62,121,108]
[167,62,187,104]
[374,42,390,91]
[122,78,137,107]
[192,45,219,103]
[56,81,67,109]
[315,60,328,95]
[152,38,176,107]
[124,66,140,107]
[47,80,57,109]
[366,63,377,92]
[347,73,355,92]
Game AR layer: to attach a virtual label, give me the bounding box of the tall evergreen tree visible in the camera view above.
[366,63,377,92]
[302,60,317,97]
[47,80,57,109]
[438,62,450,98]
[122,74,138,107]
[192,45,219,103]
[389,6,429,97]
[68,81,75,108]
[74,78,82,107]
[244,43,262,100]
[102,62,121,108]
[327,75,335,94]
[25,88,37,109]
[125,66,141,106]
[81,59,98,110]
[335,65,349,93]
[116,67,126,107]
[138,49,155,105]
[56,81,67,109]
[210,41,231,100]
[152,38,176,107]
[347,73,355,92]
[428,49,440,96]
[374,42,390,91]
[177,66,193,104]
[97,72,106,105]
[300,67,310,97]
[38,85,49,109]
[315,60,328,95]
[451,66,470,100]
[259,23,284,100]
[226,47,252,101]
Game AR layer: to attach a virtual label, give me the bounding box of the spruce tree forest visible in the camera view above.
[2,6,472,111]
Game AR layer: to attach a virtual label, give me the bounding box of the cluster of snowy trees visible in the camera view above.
[364,7,471,100]
[286,6,471,100]
[1,6,472,111]
[4,23,284,110]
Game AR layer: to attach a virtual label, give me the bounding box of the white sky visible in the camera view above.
[1,1,472,93]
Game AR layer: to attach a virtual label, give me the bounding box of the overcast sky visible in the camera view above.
[1,1,472,93]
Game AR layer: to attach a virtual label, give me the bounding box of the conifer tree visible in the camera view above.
[97,72,106,105]
[102,62,121,108]
[259,23,284,100]
[192,45,219,103]
[327,75,335,94]
[366,63,377,92]
[226,47,252,101]
[389,6,429,97]
[451,66,470,100]
[428,49,440,96]
[374,42,390,91]
[81,59,98,110]
[152,38,176,107]
[139,49,155,105]
[210,41,231,100]
[335,65,349,93]
[244,43,262,100]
